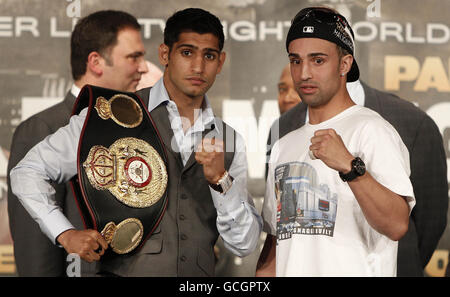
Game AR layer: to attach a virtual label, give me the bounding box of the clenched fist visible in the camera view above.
[309,129,354,173]
[195,137,225,184]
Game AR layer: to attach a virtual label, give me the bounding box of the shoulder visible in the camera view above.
[11,93,75,150]
[364,85,440,146]
[136,87,152,104]
[365,84,427,125]
[355,105,386,121]
[274,125,304,154]
[355,106,399,133]
[16,101,70,134]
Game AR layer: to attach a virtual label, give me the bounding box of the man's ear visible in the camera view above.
[158,44,170,67]
[340,54,353,78]
[86,51,104,76]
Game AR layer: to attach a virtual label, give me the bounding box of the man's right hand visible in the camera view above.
[57,229,109,262]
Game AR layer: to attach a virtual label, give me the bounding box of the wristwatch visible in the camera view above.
[339,157,366,182]
[209,171,234,194]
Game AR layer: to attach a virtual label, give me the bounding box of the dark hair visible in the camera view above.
[336,44,350,59]
[164,8,224,51]
[70,10,141,80]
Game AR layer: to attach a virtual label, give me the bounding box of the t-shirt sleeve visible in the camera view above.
[357,118,416,213]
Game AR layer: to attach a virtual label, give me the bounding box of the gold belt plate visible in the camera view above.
[95,94,143,128]
[101,218,144,254]
[83,137,168,208]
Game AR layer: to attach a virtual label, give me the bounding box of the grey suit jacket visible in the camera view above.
[7,91,94,276]
[266,82,448,276]
[95,87,236,276]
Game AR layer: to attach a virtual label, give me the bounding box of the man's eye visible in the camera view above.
[314,58,324,64]
[290,59,300,65]
[205,53,216,60]
[181,50,192,56]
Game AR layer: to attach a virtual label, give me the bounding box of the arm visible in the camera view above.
[255,234,276,277]
[9,109,108,262]
[347,172,409,241]
[9,112,83,240]
[7,117,57,226]
[256,149,278,276]
[195,134,263,257]
[310,128,411,241]
[6,117,66,275]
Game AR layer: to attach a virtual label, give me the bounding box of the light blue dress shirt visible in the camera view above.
[10,78,262,257]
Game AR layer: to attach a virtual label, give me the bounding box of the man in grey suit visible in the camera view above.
[10,8,262,277]
[7,10,148,276]
[258,76,448,276]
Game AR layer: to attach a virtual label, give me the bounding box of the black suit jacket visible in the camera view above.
[6,91,93,276]
[266,82,448,276]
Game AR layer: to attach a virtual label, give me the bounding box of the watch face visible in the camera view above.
[352,157,366,176]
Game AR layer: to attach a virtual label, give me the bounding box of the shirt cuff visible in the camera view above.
[41,209,76,245]
[209,179,245,215]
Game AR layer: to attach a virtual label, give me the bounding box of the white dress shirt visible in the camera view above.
[10,78,262,257]
[71,84,81,98]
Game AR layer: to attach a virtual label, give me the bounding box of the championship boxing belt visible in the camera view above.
[69,85,168,257]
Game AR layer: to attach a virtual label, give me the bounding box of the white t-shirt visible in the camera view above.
[263,105,415,277]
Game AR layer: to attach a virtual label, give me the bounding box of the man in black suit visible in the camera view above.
[257,74,448,276]
[7,10,148,276]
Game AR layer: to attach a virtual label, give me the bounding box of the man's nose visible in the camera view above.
[300,63,312,81]
[138,58,148,74]
[191,54,205,73]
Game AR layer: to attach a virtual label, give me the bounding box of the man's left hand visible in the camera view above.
[195,138,225,184]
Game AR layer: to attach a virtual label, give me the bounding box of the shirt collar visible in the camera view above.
[347,79,365,106]
[149,77,220,134]
[70,84,81,97]
[148,77,170,112]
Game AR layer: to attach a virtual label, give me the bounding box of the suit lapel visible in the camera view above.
[182,141,201,173]
[181,120,218,173]
[138,87,183,168]
[64,91,77,115]
[139,86,216,172]
[150,103,184,168]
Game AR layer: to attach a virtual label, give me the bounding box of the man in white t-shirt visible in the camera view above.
[259,6,415,277]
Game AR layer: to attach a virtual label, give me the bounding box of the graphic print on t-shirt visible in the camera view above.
[275,162,338,240]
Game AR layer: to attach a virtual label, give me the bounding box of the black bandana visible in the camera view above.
[286,8,360,82]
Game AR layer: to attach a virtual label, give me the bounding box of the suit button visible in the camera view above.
[179,214,186,220]
[181,234,187,240]
[180,256,187,262]
[181,194,188,200]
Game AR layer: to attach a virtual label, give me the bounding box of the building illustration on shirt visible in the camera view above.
[275,162,338,240]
